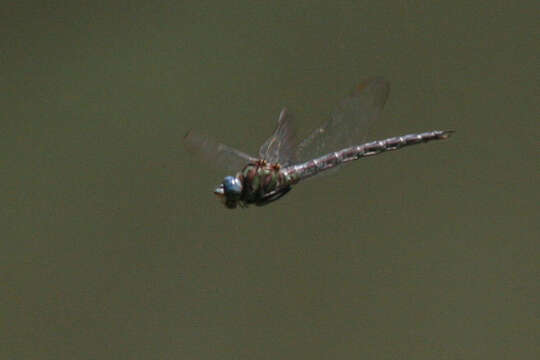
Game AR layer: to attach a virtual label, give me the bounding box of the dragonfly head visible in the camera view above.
[214,176,243,209]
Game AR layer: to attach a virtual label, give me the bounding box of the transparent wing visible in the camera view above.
[296,77,390,162]
[258,108,297,166]
[184,130,258,174]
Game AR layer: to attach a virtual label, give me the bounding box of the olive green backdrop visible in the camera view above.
[2,1,538,359]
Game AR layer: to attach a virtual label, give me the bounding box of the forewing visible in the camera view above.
[184,130,257,174]
[296,77,390,162]
[258,108,297,166]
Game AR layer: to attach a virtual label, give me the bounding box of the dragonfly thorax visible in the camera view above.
[214,161,291,209]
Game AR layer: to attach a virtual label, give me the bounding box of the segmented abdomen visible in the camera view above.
[282,130,453,183]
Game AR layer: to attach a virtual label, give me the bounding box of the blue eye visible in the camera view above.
[222,176,242,199]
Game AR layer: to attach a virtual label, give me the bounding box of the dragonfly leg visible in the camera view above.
[255,186,292,206]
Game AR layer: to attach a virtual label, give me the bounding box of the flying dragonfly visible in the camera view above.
[185,77,453,209]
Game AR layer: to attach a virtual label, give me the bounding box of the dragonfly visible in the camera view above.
[185,77,453,209]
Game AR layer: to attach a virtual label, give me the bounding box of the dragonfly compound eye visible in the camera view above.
[222,176,243,200]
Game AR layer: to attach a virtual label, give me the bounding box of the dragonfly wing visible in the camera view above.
[296,77,390,162]
[258,108,297,166]
[184,130,257,174]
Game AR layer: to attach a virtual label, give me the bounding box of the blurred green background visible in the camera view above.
[2,1,538,359]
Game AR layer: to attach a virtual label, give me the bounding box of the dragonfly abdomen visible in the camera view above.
[283,130,453,183]
[356,130,453,157]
